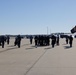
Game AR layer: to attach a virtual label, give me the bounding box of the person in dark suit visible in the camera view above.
[0,36,1,46]
[30,36,33,44]
[1,35,5,48]
[7,35,10,45]
[17,35,21,48]
[69,35,73,47]
[34,36,38,48]
[65,36,69,44]
[14,36,18,46]
[56,35,59,46]
[51,35,56,48]
[14,35,21,48]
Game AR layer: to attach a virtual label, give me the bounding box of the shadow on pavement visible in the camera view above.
[0,47,18,53]
[44,47,52,50]
[26,47,35,50]
[8,45,15,47]
[64,46,72,49]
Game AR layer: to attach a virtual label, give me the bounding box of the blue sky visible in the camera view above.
[0,0,76,35]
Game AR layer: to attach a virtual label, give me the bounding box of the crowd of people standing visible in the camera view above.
[30,34,73,48]
[0,34,73,48]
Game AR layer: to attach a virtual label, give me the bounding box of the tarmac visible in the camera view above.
[0,38,76,75]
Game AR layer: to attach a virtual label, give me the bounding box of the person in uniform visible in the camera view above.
[69,35,73,47]
[34,36,38,48]
[7,35,10,45]
[66,36,69,44]
[1,35,5,48]
[14,36,18,46]
[51,35,56,48]
[56,35,59,46]
[0,36,1,46]
[14,35,21,48]
[30,36,33,44]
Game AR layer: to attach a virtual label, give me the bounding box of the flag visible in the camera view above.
[71,26,76,33]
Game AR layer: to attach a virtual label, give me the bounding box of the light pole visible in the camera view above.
[47,26,48,35]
